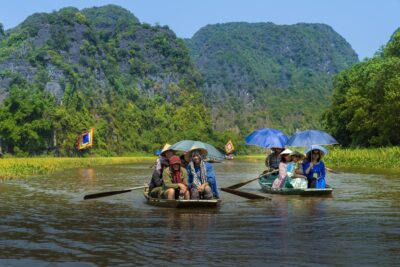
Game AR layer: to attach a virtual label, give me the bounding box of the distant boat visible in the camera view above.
[258,173,333,196]
[225,154,234,160]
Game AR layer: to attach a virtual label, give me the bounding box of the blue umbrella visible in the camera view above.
[304,145,329,155]
[154,149,162,156]
[245,128,288,148]
[286,130,338,147]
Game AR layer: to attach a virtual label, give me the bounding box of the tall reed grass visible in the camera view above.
[325,147,400,170]
[238,147,400,171]
[0,157,154,179]
[2,147,399,179]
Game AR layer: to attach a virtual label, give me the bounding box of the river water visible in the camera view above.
[1,159,399,266]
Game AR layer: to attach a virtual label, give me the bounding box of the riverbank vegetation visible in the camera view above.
[2,146,398,179]
[325,147,400,170]
[237,147,400,171]
[323,31,400,147]
[0,156,154,179]
[0,5,399,170]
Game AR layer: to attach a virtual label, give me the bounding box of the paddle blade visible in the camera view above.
[84,189,132,200]
[84,186,146,200]
[221,187,268,200]
[227,170,277,190]
[227,177,260,189]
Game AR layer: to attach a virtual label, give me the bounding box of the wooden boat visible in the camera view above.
[258,174,333,196]
[225,154,234,160]
[143,189,221,208]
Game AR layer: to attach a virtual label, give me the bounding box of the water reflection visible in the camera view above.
[77,168,97,186]
[1,160,399,266]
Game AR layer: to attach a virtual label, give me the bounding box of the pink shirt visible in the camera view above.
[272,162,288,189]
[279,162,288,179]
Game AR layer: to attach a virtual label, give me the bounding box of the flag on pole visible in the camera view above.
[224,140,235,154]
[76,128,94,150]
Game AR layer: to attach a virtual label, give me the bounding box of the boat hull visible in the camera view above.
[259,174,333,196]
[144,192,221,208]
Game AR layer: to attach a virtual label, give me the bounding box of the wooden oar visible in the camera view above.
[84,185,147,200]
[227,169,278,189]
[220,187,269,200]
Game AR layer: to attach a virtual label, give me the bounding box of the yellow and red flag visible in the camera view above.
[224,140,235,154]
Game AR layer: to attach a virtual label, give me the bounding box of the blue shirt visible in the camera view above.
[303,160,326,188]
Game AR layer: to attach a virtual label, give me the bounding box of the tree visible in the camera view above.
[323,32,400,147]
[0,85,56,155]
[0,23,4,37]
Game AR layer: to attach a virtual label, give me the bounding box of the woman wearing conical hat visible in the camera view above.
[186,148,219,200]
[285,151,307,189]
[271,149,292,189]
[155,144,175,172]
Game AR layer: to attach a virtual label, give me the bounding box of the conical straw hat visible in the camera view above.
[160,143,174,156]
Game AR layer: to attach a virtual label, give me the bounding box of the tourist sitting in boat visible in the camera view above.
[180,154,189,168]
[149,157,168,198]
[303,146,327,188]
[265,147,284,172]
[292,151,305,176]
[186,149,220,199]
[271,149,292,189]
[149,144,176,198]
[285,151,308,189]
[155,143,175,173]
[162,155,190,200]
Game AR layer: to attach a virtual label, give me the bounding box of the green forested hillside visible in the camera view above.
[0,5,215,156]
[0,6,364,156]
[323,31,400,147]
[185,22,358,134]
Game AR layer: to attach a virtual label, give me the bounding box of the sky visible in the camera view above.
[0,0,399,60]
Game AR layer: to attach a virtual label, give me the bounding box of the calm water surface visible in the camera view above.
[1,159,399,266]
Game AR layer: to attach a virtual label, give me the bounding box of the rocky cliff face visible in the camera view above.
[0,6,360,149]
[186,22,359,133]
[0,5,199,104]
[0,5,212,156]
